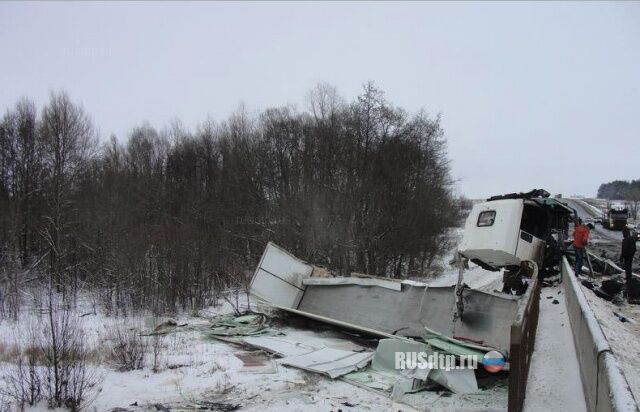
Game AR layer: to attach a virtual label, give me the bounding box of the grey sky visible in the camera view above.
[1,1,639,198]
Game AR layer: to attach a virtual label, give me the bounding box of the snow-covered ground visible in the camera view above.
[0,245,508,412]
[0,293,507,411]
[580,283,640,402]
[0,223,515,412]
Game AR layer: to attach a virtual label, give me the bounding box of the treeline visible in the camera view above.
[0,82,461,314]
[597,179,640,201]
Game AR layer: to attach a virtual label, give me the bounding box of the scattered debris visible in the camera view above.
[345,338,479,398]
[185,401,242,411]
[155,319,177,331]
[141,319,190,336]
[238,242,520,402]
[344,339,432,397]
[429,368,478,395]
[424,327,499,366]
[601,278,625,296]
[207,313,270,337]
[234,350,277,374]
[242,335,318,357]
[613,311,637,324]
[279,347,373,378]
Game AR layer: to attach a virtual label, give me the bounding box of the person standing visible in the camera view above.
[620,227,637,297]
[572,219,591,275]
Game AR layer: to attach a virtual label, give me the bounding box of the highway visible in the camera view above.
[562,198,623,242]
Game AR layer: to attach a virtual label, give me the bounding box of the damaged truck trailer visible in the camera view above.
[248,189,577,411]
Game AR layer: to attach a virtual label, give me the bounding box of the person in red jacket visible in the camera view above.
[572,218,592,275]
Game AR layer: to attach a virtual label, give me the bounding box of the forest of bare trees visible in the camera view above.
[0,82,461,315]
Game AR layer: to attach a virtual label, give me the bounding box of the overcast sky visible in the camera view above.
[1,1,639,198]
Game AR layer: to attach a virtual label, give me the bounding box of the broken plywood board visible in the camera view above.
[234,351,277,374]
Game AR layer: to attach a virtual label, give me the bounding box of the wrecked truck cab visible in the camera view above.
[459,191,574,271]
[459,199,542,270]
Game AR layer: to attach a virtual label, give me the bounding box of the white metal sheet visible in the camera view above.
[249,242,313,308]
[302,277,402,291]
[279,347,374,379]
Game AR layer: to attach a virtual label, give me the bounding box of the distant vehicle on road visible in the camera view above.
[601,204,629,230]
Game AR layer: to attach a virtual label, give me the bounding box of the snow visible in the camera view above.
[523,285,586,412]
[0,230,513,411]
[426,262,503,291]
[580,283,640,402]
[0,290,507,411]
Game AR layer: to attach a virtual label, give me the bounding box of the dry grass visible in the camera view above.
[0,341,20,363]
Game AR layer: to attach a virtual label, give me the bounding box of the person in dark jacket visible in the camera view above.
[620,227,637,297]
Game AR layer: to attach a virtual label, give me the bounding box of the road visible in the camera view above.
[562,198,623,242]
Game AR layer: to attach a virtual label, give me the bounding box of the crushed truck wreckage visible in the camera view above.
[249,242,520,355]
[240,189,574,406]
[243,241,514,399]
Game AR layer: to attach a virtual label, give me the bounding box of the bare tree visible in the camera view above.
[0,83,460,314]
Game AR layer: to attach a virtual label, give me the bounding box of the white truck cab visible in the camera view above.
[459,190,574,271]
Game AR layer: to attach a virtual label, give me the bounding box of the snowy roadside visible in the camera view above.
[579,284,640,402]
[0,233,508,411]
[0,292,506,412]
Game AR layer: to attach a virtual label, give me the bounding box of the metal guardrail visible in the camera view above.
[508,262,541,412]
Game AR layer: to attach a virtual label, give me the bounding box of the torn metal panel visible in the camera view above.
[278,347,374,379]
[424,338,489,365]
[250,242,313,308]
[249,242,522,354]
[454,289,519,352]
[429,368,478,394]
[265,303,404,340]
[302,277,402,291]
[423,330,510,370]
[372,339,431,372]
[371,339,433,397]
[242,335,319,357]
[297,283,457,338]
[345,338,480,396]
[344,370,398,391]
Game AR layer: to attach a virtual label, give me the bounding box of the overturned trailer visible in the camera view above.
[249,190,572,355]
[250,242,522,356]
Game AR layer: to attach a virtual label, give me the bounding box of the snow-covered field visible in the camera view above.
[0,238,508,412]
[0,294,506,412]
